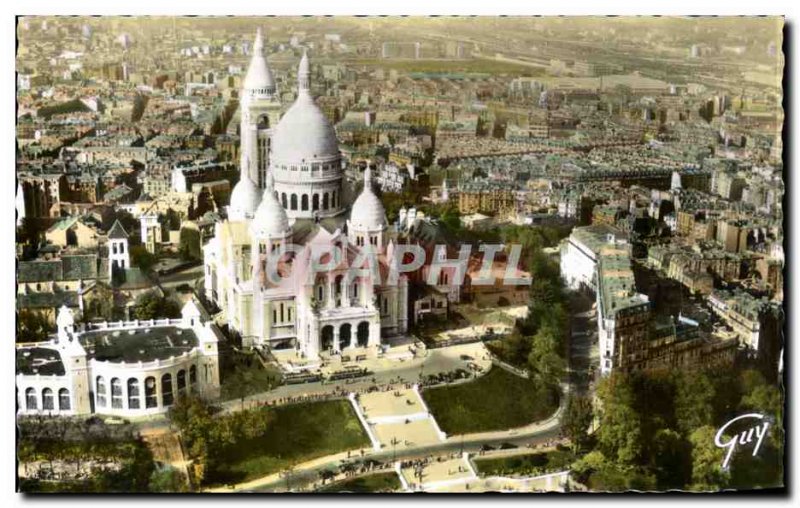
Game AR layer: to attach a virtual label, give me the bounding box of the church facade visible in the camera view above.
[203,32,409,361]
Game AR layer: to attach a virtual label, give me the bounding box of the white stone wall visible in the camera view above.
[559,237,597,291]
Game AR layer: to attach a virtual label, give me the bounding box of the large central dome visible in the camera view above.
[269,50,345,221]
[270,92,338,163]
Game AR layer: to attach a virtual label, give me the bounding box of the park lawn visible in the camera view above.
[209,400,370,485]
[473,449,575,478]
[318,472,402,493]
[422,367,559,435]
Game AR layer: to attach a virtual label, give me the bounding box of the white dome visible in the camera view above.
[243,28,275,91]
[350,167,386,230]
[244,56,275,91]
[228,173,261,221]
[251,176,291,237]
[270,92,339,163]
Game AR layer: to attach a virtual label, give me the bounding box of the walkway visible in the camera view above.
[203,381,568,492]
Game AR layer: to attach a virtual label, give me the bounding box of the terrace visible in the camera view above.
[79,326,198,364]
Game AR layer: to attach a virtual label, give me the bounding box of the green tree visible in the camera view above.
[562,394,594,452]
[179,227,202,261]
[688,425,730,491]
[673,370,716,435]
[438,206,462,232]
[148,465,188,492]
[527,325,565,389]
[133,291,181,320]
[130,245,157,273]
[16,310,51,342]
[650,428,691,489]
[596,373,644,466]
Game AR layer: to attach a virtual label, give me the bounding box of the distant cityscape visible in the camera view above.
[15,16,784,495]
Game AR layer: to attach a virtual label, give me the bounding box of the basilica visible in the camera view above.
[203,30,409,361]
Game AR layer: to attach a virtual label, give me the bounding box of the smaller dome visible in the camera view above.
[251,174,291,237]
[350,167,386,230]
[228,172,261,221]
[243,28,275,91]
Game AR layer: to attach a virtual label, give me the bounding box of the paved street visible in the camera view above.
[567,291,599,396]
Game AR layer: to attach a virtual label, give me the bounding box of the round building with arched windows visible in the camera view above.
[16,301,221,417]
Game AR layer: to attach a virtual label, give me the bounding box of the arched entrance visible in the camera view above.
[340,323,352,348]
[357,322,370,347]
[321,325,334,351]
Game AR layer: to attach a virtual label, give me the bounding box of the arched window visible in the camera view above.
[25,388,37,410]
[281,193,288,208]
[323,193,329,210]
[42,388,54,410]
[290,194,298,210]
[58,388,70,410]
[127,379,140,409]
[144,377,157,408]
[177,370,186,395]
[96,376,106,407]
[312,194,320,211]
[189,365,197,386]
[161,374,173,406]
[301,194,309,211]
[111,378,123,409]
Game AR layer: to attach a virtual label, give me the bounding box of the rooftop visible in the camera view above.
[79,326,198,363]
[16,347,65,376]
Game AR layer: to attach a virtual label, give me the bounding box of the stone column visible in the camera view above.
[349,322,357,349]
[342,278,350,307]
[155,373,162,410]
[327,275,335,309]
[308,318,320,360]
[333,326,340,353]
[369,319,381,348]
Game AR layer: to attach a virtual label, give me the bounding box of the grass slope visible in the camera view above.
[318,472,402,493]
[210,400,369,485]
[422,367,559,435]
[473,449,574,477]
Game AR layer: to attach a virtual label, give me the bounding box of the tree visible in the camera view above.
[650,428,691,489]
[179,227,202,261]
[17,310,51,343]
[688,425,730,491]
[673,370,715,435]
[562,394,593,452]
[130,245,157,273]
[133,291,181,320]
[148,465,188,492]
[527,325,565,389]
[438,206,461,232]
[596,373,644,466]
